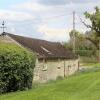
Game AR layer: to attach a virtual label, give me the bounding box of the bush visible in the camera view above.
[75,50,96,57]
[0,43,36,94]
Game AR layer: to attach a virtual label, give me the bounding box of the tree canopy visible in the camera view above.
[84,6,100,49]
[84,6,100,36]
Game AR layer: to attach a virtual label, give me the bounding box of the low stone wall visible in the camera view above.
[33,59,79,83]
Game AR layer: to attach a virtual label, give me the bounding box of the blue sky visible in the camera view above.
[0,0,100,42]
[0,0,25,9]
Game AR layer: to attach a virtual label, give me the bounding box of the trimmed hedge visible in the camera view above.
[0,43,36,94]
[75,50,96,57]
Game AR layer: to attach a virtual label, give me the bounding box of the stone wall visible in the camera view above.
[33,59,79,83]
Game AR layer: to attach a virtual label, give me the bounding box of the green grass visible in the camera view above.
[1,71,100,100]
[79,56,100,68]
[81,63,100,68]
[80,56,98,63]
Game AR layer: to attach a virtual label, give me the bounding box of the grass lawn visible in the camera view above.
[1,71,100,100]
[80,63,100,68]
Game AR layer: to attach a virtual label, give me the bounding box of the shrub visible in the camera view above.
[0,43,36,94]
[75,50,96,57]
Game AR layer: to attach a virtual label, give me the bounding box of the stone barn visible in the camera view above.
[0,32,79,83]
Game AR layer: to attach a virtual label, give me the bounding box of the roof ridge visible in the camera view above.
[4,32,61,44]
[0,32,77,59]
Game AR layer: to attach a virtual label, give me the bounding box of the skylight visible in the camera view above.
[41,46,52,55]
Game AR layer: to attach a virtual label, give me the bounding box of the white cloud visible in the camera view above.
[0,9,35,21]
[12,1,100,25]
[38,24,70,42]
[13,1,51,12]
[0,0,100,41]
[9,27,16,33]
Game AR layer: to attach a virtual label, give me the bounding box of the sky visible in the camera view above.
[0,0,100,42]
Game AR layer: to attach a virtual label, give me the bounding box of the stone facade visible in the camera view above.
[34,59,79,83]
[0,34,79,83]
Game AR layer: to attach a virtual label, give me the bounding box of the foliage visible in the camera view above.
[65,30,96,57]
[75,50,96,57]
[85,31,99,49]
[1,71,100,100]
[64,42,73,50]
[69,30,84,49]
[69,30,81,38]
[0,43,36,94]
[84,6,100,36]
[80,56,99,63]
[84,6,100,49]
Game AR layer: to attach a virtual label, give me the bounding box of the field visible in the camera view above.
[1,71,100,100]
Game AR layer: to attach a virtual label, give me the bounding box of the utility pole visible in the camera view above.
[73,11,76,54]
[0,21,6,33]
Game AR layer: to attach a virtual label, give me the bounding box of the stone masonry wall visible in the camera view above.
[33,59,79,83]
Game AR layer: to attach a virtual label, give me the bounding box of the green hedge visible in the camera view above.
[75,50,96,57]
[0,43,36,94]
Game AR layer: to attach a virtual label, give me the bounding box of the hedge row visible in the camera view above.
[0,43,36,94]
[75,50,96,57]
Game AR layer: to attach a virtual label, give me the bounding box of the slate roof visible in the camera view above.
[1,32,78,60]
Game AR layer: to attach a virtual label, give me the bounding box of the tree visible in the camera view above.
[83,6,100,49]
[66,30,96,57]
[84,6,100,61]
[85,31,99,49]
[69,30,87,50]
[84,7,100,35]
[69,30,82,50]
